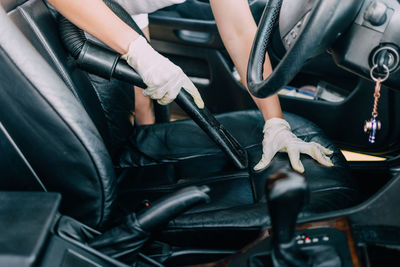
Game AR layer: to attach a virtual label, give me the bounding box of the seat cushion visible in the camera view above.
[116,110,358,248]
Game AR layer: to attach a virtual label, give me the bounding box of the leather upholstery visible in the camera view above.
[7,0,118,156]
[1,0,26,12]
[0,0,358,248]
[117,111,357,247]
[0,1,117,228]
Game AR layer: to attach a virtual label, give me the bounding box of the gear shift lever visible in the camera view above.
[224,170,343,267]
[266,170,310,267]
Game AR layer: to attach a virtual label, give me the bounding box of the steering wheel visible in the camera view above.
[247,0,364,98]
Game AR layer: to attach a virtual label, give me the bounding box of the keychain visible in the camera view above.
[364,64,389,143]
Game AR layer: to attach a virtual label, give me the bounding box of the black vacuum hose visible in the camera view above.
[58,0,145,59]
[58,16,85,59]
[57,0,248,169]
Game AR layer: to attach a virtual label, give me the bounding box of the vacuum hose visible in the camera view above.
[58,0,248,169]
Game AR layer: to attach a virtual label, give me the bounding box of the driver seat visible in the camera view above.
[0,0,358,251]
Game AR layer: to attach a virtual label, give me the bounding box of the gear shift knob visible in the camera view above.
[266,170,309,266]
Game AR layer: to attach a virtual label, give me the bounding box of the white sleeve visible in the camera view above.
[115,0,186,15]
[131,14,149,29]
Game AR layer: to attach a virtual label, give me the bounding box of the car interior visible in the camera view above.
[1,0,400,266]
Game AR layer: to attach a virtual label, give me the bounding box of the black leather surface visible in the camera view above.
[0,123,47,191]
[88,186,210,257]
[88,73,135,159]
[122,111,353,190]
[0,2,117,228]
[114,110,358,247]
[7,0,121,157]
[1,0,26,12]
[0,0,358,250]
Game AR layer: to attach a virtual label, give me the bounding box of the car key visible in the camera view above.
[364,64,389,143]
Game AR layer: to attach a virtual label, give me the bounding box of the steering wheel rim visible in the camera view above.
[247,0,363,98]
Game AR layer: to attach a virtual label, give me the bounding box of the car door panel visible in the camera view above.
[149,2,257,114]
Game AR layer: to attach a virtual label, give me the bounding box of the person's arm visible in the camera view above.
[210,0,333,172]
[210,0,283,120]
[47,0,204,108]
[48,0,138,54]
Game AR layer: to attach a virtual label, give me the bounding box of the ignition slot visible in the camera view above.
[371,45,400,73]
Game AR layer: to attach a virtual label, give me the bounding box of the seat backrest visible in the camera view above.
[7,0,138,160]
[8,0,116,149]
[0,1,117,228]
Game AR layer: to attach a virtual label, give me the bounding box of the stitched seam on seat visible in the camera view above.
[17,3,111,226]
[0,46,106,227]
[120,173,249,192]
[18,3,114,155]
[18,6,83,102]
[163,226,262,232]
[0,122,47,192]
[310,186,358,194]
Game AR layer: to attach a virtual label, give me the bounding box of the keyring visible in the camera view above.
[370,64,390,82]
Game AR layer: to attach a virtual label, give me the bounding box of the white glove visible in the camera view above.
[116,0,185,15]
[122,36,204,108]
[254,118,334,173]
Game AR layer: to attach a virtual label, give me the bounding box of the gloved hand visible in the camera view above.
[122,36,204,108]
[116,0,185,15]
[254,118,334,173]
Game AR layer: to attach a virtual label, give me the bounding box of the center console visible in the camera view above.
[225,218,357,267]
[0,191,126,267]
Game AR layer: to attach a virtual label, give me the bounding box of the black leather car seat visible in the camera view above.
[0,0,358,249]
